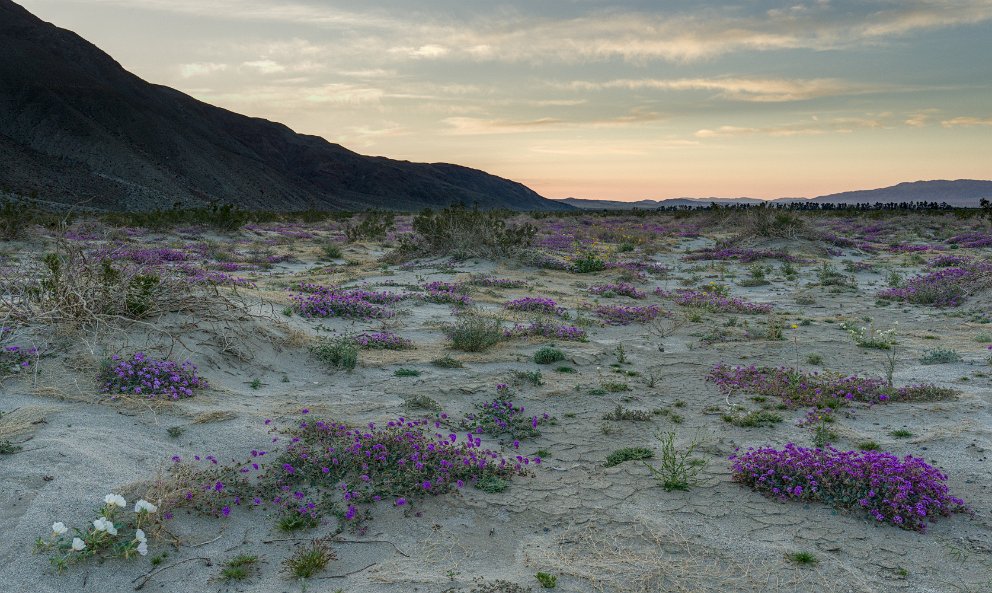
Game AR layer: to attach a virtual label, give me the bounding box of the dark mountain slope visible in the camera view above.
[0,0,568,211]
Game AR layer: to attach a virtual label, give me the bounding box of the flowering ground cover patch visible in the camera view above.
[588,282,645,299]
[708,364,954,408]
[730,444,966,531]
[290,283,402,318]
[593,304,663,325]
[669,289,772,313]
[354,331,415,350]
[99,353,207,399]
[171,412,537,524]
[877,261,992,307]
[2,344,38,374]
[504,297,567,317]
[459,398,554,441]
[684,247,808,263]
[503,321,587,341]
[423,281,472,306]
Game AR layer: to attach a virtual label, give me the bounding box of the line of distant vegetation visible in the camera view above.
[2,197,991,239]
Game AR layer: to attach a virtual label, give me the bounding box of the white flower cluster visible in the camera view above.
[46,493,159,560]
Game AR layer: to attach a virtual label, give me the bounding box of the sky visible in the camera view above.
[20,0,992,200]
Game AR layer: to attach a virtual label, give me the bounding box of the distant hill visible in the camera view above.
[0,0,569,212]
[559,180,992,209]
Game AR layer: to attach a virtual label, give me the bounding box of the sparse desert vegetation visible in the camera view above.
[2,206,992,593]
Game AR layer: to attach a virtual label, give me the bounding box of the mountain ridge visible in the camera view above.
[0,0,570,212]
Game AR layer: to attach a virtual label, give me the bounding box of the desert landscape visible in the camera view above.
[2,206,992,592]
[3,0,992,591]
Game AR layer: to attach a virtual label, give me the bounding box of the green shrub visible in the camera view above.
[535,572,557,589]
[604,447,654,467]
[431,355,464,368]
[345,209,394,242]
[919,348,962,365]
[643,431,706,491]
[445,315,503,352]
[406,205,535,257]
[310,338,358,371]
[283,539,334,579]
[573,253,606,274]
[533,346,565,365]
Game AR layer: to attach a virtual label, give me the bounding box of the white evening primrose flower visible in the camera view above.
[71,537,86,551]
[104,494,127,508]
[134,529,146,543]
[52,522,68,536]
[137,541,148,556]
[105,521,118,536]
[93,518,108,532]
[134,499,158,514]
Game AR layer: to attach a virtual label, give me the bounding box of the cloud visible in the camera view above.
[562,77,884,102]
[179,62,228,78]
[941,116,992,127]
[241,59,287,74]
[63,0,992,64]
[695,117,885,138]
[442,108,664,135]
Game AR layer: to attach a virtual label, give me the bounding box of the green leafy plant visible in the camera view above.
[535,572,558,589]
[310,338,358,371]
[283,539,335,579]
[643,431,706,492]
[533,346,565,365]
[604,447,654,467]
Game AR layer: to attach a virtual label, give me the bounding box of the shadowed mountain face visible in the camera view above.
[0,0,569,211]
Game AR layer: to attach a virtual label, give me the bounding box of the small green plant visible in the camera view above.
[805,353,823,365]
[283,539,335,579]
[721,409,783,428]
[533,346,565,365]
[475,475,509,494]
[220,553,260,581]
[786,551,818,566]
[321,243,343,259]
[919,348,962,365]
[310,338,358,371]
[0,440,23,454]
[890,428,913,438]
[600,380,629,393]
[604,447,654,467]
[404,394,442,411]
[603,404,652,422]
[555,365,575,373]
[857,440,881,451]
[278,512,320,532]
[812,423,838,448]
[445,315,503,352]
[817,264,850,287]
[431,355,464,368]
[613,343,627,364]
[249,378,262,390]
[573,253,605,274]
[513,369,544,386]
[166,426,184,438]
[394,368,421,377]
[535,572,558,589]
[643,431,706,491]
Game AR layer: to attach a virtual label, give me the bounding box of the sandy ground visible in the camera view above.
[1,217,991,593]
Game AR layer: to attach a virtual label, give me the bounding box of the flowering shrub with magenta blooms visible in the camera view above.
[588,282,645,299]
[503,321,587,341]
[99,352,207,399]
[670,290,772,314]
[877,263,992,307]
[354,331,414,350]
[684,247,808,264]
[2,344,39,373]
[730,444,966,531]
[290,283,400,319]
[423,281,472,306]
[708,364,954,408]
[172,412,537,523]
[504,297,566,317]
[593,303,663,325]
[459,398,554,440]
